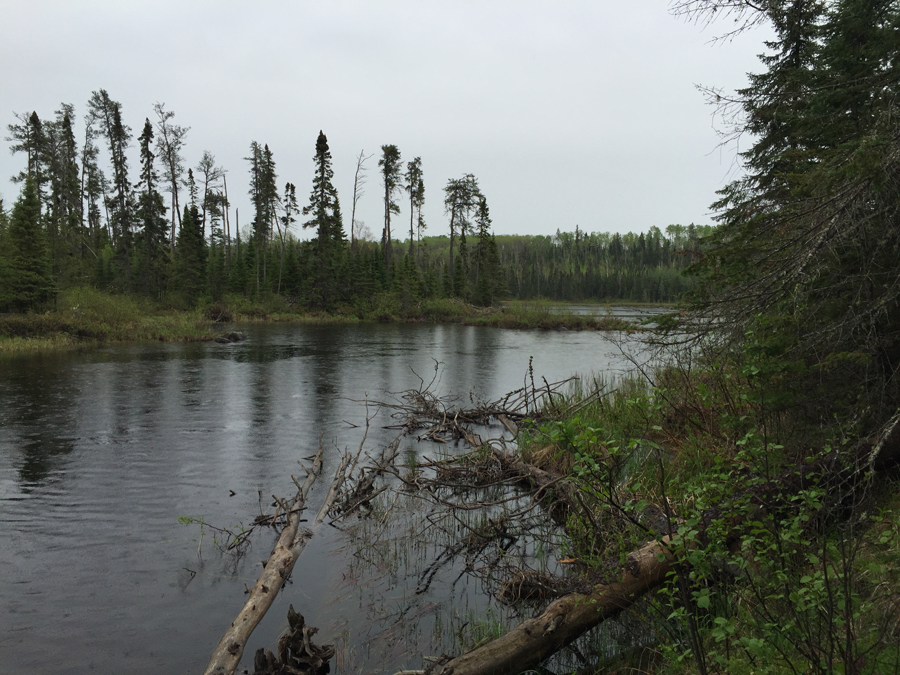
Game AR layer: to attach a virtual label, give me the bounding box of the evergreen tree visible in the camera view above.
[246,141,278,294]
[135,118,168,297]
[472,197,504,306]
[443,174,481,296]
[6,111,47,193]
[153,103,189,250]
[687,0,900,425]
[302,131,346,308]
[174,204,206,305]
[277,182,298,295]
[45,105,83,280]
[195,150,225,238]
[378,145,402,270]
[0,177,55,312]
[81,115,107,247]
[227,230,249,295]
[404,157,424,257]
[87,89,135,282]
[453,228,469,298]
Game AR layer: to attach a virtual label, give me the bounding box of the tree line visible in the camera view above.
[0,90,707,313]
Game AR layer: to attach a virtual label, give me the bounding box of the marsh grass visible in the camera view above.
[0,286,216,357]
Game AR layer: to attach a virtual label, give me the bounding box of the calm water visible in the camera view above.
[0,323,641,674]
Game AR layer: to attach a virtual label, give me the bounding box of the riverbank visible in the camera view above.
[0,289,649,357]
[505,365,900,674]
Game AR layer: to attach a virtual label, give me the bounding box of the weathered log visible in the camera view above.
[204,445,348,675]
[430,536,675,675]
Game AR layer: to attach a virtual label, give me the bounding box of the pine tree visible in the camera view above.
[174,204,206,305]
[136,118,168,297]
[302,131,346,308]
[443,174,481,296]
[0,177,55,312]
[378,145,402,270]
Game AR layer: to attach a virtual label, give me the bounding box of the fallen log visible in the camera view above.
[204,445,357,675]
[430,536,675,675]
[491,448,583,529]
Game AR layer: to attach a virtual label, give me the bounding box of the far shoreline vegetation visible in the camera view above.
[0,286,654,357]
[1,97,705,356]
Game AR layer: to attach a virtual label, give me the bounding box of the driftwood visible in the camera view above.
[251,605,335,675]
[204,442,359,675]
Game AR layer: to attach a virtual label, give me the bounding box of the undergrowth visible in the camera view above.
[518,344,900,674]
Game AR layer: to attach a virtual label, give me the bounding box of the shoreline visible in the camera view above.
[0,291,659,358]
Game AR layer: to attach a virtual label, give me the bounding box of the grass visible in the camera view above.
[0,287,216,357]
[197,295,641,331]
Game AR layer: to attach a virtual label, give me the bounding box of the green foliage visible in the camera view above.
[521,347,900,674]
[0,177,55,312]
[685,0,900,430]
[173,205,206,306]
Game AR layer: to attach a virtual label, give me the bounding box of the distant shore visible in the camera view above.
[0,288,660,357]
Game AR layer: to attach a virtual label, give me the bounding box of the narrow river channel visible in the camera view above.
[0,322,645,674]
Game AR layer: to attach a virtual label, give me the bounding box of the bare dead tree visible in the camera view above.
[350,149,372,251]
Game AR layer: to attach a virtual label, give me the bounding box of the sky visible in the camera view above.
[0,1,771,240]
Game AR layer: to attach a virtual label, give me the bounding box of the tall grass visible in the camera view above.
[0,287,215,357]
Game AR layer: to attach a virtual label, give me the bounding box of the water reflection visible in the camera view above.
[0,354,77,486]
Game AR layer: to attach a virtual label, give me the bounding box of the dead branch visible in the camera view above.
[251,605,335,675]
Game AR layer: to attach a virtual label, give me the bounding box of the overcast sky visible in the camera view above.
[0,1,770,240]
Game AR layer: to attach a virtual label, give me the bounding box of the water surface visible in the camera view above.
[0,323,641,674]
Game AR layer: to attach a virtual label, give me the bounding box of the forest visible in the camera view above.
[0,94,707,316]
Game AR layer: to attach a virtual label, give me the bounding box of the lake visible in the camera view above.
[0,323,644,674]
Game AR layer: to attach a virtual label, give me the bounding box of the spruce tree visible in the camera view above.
[378,145,402,270]
[0,177,55,312]
[174,204,206,305]
[302,131,345,308]
[246,142,278,293]
[472,197,503,306]
[404,157,424,257]
[136,118,169,297]
[686,0,900,426]
[87,89,135,282]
